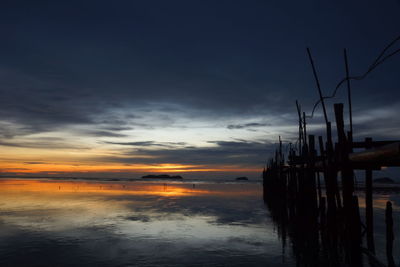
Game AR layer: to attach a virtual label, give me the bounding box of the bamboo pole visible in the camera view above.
[386,201,395,267]
[365,137,375,253]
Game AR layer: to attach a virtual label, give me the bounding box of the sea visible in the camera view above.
[0,177,399,266]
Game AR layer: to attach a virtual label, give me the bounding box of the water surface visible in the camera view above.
[1,178,399,266]
[0,179,293,267]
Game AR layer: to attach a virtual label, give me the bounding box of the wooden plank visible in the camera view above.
[386,201,395,267]
[352,140,400,148]
[349,142,400,164]
[365,137,375,253]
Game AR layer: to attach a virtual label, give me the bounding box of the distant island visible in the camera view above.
[235,177,249,181]
[373,177,396,184]
[142,174,183,179]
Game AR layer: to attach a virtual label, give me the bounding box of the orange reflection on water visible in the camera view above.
[0,179,205,197]
[357,194,398,210]
[0,179,260,198]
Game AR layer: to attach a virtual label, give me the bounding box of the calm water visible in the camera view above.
[0,178,399,266]
[357,186,400,265]
[0,178,294,267]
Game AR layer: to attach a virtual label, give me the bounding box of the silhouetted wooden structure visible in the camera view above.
[262,45,400,266]
[263,100,399,266]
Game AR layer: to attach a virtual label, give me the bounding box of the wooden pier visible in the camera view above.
[263,101,399,266]
[262,44,400,266]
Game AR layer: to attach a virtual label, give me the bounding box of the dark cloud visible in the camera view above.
[99,126,133,132]
[98,140,274,166]
[0,138,88,150]
[0,0,398,137]
[227,123,271,130]
[104,141,188,148]
[0,0,398,173]
[84,130,128,138]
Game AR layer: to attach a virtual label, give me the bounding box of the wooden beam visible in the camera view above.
[349,142,400,164]
[352,140,400,148]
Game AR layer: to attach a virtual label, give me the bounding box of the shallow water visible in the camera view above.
[0,178,399,266]
[356,187,400,265]
[0,179,295,267]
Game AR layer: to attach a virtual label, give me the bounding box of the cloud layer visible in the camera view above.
[0,1,399,177]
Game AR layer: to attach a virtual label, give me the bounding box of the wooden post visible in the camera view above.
[334,103,354,210]
[350,196,362,266]
[316,171,322,208]
[319,135,336,221]
[365,137,375,253]
[303,112,307,148]
[279,136,283,165]
[335,103,362,265]
[326,121,342,210]
[344,49,353,135]
[308,135,318,216]
[386,201,395,267]
[323,124,341,240]
[320,196,326,227]
[306,48,329,126]
[296,100,303,153]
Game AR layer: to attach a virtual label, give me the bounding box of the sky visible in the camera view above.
[0,0,399,179]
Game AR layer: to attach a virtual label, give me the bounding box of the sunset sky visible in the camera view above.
[0,0,399,178]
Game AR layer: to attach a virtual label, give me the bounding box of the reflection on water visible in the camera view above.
[1,179,399,266]
[357,189,400,265]
[0,179,294,267]
[264,183,400,267]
